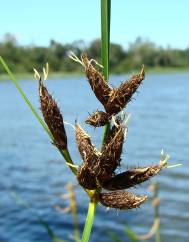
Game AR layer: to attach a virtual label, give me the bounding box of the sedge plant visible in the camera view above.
[0,1,172,242]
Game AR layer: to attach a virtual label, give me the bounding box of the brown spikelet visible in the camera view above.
[77,164,98,190]
[105,66,145,115]
[85,111,111,127]
[101,165,163,191]
[99,191,147,210]
[81,53,112,106]
[75,123,100,166]
[39,78,67,149]
[98,118,125,181]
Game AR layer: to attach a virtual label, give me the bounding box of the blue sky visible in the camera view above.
[1,0,188,49]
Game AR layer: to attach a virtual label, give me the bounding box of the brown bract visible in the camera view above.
[101,165,163,191]
[77,164,98,190]
[85,111,111,127]
[99,191,147,210]
[75,123,100,166]
[99,118,125,180]
[75,123,103,188]
[81,53,112,106]
[39,78,67,150]
[105,66,145,115]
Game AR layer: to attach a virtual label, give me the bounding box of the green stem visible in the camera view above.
[73,212,80,242]
[154,183,161,242]
[67,183,80,242]
[156,227,161,242]
[0,56,77,175]
[80,2,112,240]
[102,122,110,144]
[81,2,112,241]
[101,0,111,144]
[101,0,111,79]
[61,149,77,175]
[81,200,97,242]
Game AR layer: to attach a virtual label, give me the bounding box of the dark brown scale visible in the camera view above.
[105,66,145,115]
[85,111,111,127]
[75,123,102,177]
[99,191,147,210]
[39,78,67,150]
[77,164,98,190]
[98,118,125,182]
[101,165,163,191]
[81,53,112,106]
[75,123,99,164]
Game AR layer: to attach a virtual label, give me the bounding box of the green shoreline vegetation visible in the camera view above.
[1,67,189,81]
[1,33,189,80]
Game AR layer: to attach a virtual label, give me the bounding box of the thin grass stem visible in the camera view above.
[101,0,111,144]
[81,200,97,242]
[153,183,161,242]
[81,2,111,241]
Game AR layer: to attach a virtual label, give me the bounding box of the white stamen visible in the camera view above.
[160,149,164,156]
[89,59,103,68]
[64,121,75,130]
[125,113,131,126]
[167,163,182,169]
[160,154,170,167]
[111,116,119,128]
[43,63,49,81]
[68,51,85,67]
[33,68,41,81]
[124,127,128,138]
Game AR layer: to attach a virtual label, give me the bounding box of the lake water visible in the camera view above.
[0,72,189,242]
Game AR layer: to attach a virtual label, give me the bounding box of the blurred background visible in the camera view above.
[0,1,189,241]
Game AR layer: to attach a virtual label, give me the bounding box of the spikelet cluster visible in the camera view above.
[69,53,167,210]
[80,54,145,124]
[35,57,167,211]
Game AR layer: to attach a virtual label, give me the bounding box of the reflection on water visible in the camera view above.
[0,72,189,242]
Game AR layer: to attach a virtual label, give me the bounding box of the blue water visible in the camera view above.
[0,72,189,242]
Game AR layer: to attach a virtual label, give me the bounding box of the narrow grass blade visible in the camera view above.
[101,0,111,144]
[107,231,122,242]
[39,218,67,242]
[101,0,111,79]
[124,226,138,242]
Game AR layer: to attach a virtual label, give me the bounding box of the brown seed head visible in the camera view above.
[77,163,98,190]
[75,123,101,177]
[99,191,147,210]
[81,53,112,106]
[105,66,145,115]
[39,78,67,150]
[98,117,126,181]
[85,111,111,127]
[101,164,163,190]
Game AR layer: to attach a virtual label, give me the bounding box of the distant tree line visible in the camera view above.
[0,33,189,74]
